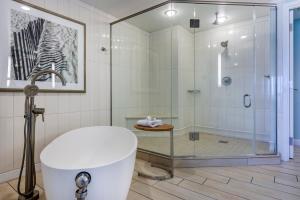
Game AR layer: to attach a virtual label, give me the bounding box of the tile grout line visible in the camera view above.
[7,181,17,194]
[194,178,251,200]
[129,189,153,200]
[259,165,300,177]
[226,177,231,184]
[250,177,254,183]
[176,178,185,185]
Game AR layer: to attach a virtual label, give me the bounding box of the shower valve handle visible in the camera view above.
[33,107,45,122]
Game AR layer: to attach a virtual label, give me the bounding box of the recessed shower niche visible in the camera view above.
[111,1,277,164]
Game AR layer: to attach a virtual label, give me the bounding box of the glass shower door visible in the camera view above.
[194,4,257,157]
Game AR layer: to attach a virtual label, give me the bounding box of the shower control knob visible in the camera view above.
[32,107,45,121]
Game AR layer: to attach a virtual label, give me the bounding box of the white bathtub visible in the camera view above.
[40,126,137,200]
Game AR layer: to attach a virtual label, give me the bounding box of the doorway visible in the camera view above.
[292,8,300,155]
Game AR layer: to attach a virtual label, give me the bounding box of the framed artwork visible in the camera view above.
[0,0,86,92]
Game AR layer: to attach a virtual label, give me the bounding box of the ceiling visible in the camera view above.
[80,0,166,19]
[80,0,278,20]
[124,3,273,33]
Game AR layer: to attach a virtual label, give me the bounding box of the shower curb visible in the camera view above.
[137,150,281,168]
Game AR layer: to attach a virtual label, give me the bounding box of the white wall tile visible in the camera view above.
[80,111,92,127]
[13,94,25,117]
[13,117,23,169]
[69,94,81,112]
[58,94,70,113]
[35,117,45,163]
[58,113,70,135]
[44,94,59,114]
[24,0,45,8]
[69,112,81,130]
[44,114,59,145]
[0,93,13,117]
[0,118,13,173]
[45,0,58,11]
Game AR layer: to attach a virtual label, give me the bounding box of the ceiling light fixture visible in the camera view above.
[164,9,177,17]
[21,5,30,11]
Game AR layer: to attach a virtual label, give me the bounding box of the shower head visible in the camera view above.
[213,12,228,25]
[221,40,228,48]
[213,12,219,25]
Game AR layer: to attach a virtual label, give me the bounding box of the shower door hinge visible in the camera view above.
[290,23,293,32]
[289,137,294,146]
[189,132,200,141]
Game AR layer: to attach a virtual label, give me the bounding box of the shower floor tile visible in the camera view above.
[138,132,270,157]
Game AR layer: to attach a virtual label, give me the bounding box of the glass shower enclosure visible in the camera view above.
[111,1,277,160]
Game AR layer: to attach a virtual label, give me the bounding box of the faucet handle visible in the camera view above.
[32,107,45,122]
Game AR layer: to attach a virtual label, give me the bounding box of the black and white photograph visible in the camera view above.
[0,0,86,92]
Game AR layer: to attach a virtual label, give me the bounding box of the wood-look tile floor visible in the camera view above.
[1,147,300,200]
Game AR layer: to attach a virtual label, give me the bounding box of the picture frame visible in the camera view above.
[0,0,86,93]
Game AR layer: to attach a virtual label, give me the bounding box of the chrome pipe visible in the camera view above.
[31,69,66,86]
[75,172,91,200]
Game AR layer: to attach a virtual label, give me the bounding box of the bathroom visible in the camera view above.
[0,0,300,200]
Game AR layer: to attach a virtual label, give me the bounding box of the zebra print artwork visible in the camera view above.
[10,9,78,83]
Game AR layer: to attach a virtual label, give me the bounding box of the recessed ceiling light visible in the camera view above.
[164,9,177,17]
[240,35,248,39]
[21,5,30,11]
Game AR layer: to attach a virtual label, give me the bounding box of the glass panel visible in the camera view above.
[193,4,256,157]
[111,2,277,158]
[167,3,197,157]
[254,6,277,154]
[111,4,174,156]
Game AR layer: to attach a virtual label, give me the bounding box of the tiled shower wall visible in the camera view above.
[194,17,275,142]
[0,0,113,176]
[111,22,150,127]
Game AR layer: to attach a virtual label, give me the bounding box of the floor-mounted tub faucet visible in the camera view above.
[18,69,66,200]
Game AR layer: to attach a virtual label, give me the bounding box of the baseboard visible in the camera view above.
[295,139,300,147]
[0,163,41,184]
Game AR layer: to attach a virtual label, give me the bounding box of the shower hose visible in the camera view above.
[17,97,37,198]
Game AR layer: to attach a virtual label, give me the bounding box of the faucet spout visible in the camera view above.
[31,69,66,86]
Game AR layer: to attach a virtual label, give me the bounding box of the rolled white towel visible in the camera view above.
[137,119,163,128]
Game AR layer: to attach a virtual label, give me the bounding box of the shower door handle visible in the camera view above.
[243,94,251,108]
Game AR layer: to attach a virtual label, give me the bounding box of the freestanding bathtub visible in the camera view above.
[40,126,137,200]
